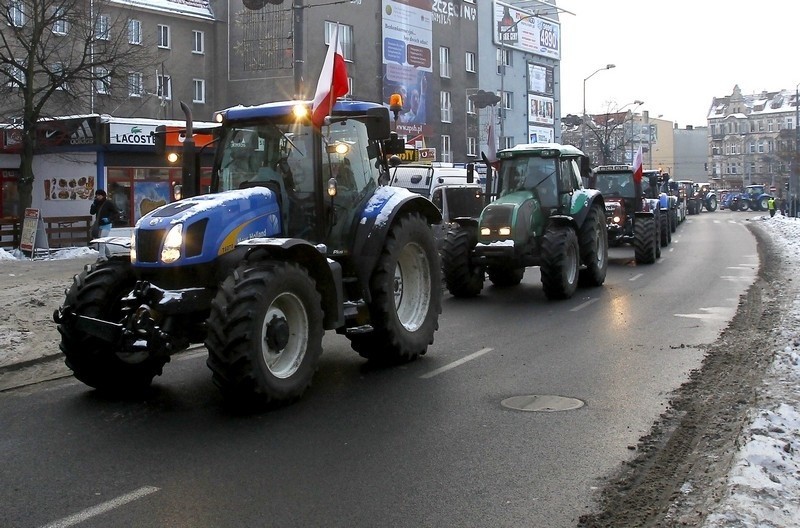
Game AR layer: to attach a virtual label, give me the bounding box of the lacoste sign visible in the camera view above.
[110,123,157,145]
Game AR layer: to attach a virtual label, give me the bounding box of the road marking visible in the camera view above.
[40,486,159,528]
[630,273,643,281]
[420,348,493,379]
[570,298,599,312]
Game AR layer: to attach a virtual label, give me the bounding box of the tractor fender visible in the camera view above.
[352,187,442,302]
[570,192,604,228]
[237,238,345,330]
[659,193,670,210]
[547,214,578,231]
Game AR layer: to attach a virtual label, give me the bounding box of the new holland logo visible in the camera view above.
[70,120,94,145]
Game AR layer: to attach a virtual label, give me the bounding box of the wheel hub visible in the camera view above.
[265,314,290,350]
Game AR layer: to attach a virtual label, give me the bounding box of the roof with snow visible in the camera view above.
[707,87,799,121]
[110,0,213,20]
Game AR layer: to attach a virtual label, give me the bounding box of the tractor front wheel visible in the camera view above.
[540,225,579,300]
[57,259,167,394]
[206,261,324,407]
[634,216,657,264]
[442,227,484,297]
[578,204,608,288]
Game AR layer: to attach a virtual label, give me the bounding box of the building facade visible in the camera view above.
[707,84,797,195]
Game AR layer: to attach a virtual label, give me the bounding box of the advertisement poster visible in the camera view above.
[527,63,554,95]
[528,125,554,144]
[382,0,433,137]
[528,94,555,125]
[493,1,560,60]
[44,176,95,201]
[133,182,170,222]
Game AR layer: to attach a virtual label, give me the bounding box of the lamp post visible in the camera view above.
[497,5,574,145]
[581,64,616,152]
[794,82,799,216]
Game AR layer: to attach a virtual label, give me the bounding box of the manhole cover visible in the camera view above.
[501,395,585,412]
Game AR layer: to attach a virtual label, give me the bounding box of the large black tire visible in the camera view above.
[205,261,324,407]
[706,196,718,212]
[487,265,525,287]
[759,196,769,210]
[57,259,167,393]
[634,216,657,264]
[540,225,579,300]
[659,211,670,247]
[348,212,441,363]
[442,226,484,297]
[577,204,608,288]
[670,208,678,233]
[739,200,750,211]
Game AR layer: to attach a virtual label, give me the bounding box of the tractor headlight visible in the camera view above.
[612,215,621,223]
[130,232,137,263]
[161,223,183,263]
[498,227,512,236]
[481,227,491,236]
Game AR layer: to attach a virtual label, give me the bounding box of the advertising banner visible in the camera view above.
[527,63,554,96]
[493,1,560,60]
[528,94,555,125]
[528,125,554,144]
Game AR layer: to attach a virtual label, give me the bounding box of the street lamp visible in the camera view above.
[581,64,616,152]
[794,82,799,216]
[497,5,575,145]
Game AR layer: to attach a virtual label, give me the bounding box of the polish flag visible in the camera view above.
[632,146,643,183]
[311,24,349,128]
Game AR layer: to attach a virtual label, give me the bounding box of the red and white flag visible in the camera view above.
[632,146,643,183]
[311,24,349,128]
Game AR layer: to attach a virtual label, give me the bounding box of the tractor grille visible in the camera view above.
[136,228,166,263]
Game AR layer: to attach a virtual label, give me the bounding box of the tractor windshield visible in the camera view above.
[216,122,314,194]
[593,171,636,198]
[499,157,558,207]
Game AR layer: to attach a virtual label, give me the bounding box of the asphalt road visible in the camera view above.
[0,211,758,528]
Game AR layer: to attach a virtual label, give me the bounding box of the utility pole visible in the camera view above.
[294,0,304,99]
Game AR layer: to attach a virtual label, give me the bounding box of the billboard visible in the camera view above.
[528,63,554,96]
[528,94,554,125]
[493,1,560,60]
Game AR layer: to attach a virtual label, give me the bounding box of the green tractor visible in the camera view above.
[441,144,608,300]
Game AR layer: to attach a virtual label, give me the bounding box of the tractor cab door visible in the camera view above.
[321,119,380,256]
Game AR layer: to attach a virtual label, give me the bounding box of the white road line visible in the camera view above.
[40,486,160,528]
[630,273,643,281]
[420,348,493,379]
[570,298,599,312]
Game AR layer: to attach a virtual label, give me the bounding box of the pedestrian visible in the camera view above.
[90,189,120,238]
[768,196,776,218]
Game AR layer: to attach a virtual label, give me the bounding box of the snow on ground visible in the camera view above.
[1,217,799,527]
[0,246,98,261]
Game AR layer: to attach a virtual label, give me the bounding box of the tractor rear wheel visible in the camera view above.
[634,216,657,264]
[706,196,718,211]
[759,196,769,210]
[348,212,441,363]
[57,259,167,394]
[487,265,525,287]
[660,212,670,247]
[578,204,608,288]
[206,261,324,407]
[442,226,484,297]
[540,225,579,300]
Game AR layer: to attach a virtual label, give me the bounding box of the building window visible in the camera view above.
[441,135,452,163]
[158,25,170,49]
[502,91,512,110]
[96,15,110,41]
[439,46,451,78]
[768,119,773,132]
[465,51,476,73]
[497,48,511,75]
[467,136,477,157]
[95,67,110,95]
[347,76,353,98]
[192,30,204,54]
[193,79,205,103]
[502,136,514,150]
[157,75,171,100]
[9,1,24,27]
[466,94,476,115]
[324,21,353,61]
[128,19,141,45]
[440,91,452,123]
[52,7,68,35]
[128,72,143,97]
[4,65,25,88]
[52,63,68,91]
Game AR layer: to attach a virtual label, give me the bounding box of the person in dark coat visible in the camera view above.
[90,189,120,238]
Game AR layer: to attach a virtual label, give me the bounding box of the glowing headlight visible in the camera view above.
[498,227,511,236]
[480,227,491,236]
[161,223,183,263]
[130,232,137,263]
[613,216,621,223]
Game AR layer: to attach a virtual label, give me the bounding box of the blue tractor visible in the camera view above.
[735,184,773,211]
[54,100,442,406]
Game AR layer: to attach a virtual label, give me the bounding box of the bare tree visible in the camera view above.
[0,0,154,210]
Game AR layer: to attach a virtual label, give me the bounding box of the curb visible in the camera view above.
[0,352,64,374]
